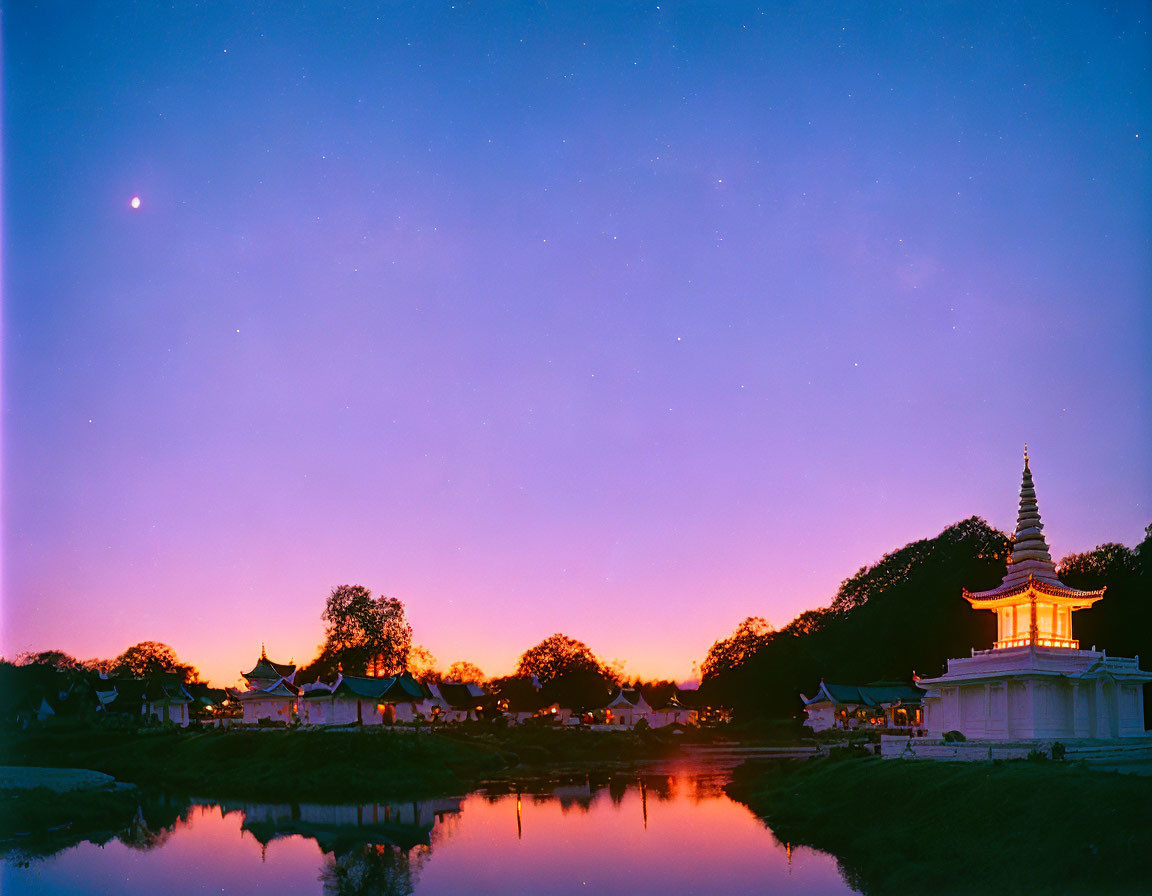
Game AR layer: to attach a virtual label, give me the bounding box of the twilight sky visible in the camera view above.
[3,2,1150,686]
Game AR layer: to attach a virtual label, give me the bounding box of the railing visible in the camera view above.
[993,635,1079,649]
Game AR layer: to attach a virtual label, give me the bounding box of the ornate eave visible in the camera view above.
[964,575,1105,609]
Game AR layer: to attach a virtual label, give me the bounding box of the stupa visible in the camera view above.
[916,449,1150,741]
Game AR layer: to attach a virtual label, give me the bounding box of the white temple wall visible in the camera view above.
[241,697,294,724]
[1072,683,1092,737]
[145,702,189,727]
[1097,680,1118,738]
[325,698,360,725]
[803,703,835,732]
[1030,681,1074,739]
[987,684,1008,738]
[922,694,942,737]
[1119,684,1145,737]
[941,687,960,733]
[651,709,697,728]
[1007,682,1033,738]
[960,686,988,737]
[301,700,323,724]
[360,699,384,725]
[924,675,1146,742]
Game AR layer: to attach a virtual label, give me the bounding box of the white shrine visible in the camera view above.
[916,450,1151,742]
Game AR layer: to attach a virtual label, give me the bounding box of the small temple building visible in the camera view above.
[235,646,300,724]
[801,681,924,732]
[915,450,1151,741]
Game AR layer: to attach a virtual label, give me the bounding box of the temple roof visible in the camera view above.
[801,680,922,707]
[328,673,427,702]
[142,676,193,704]
[433,682,487,709]
[241,646,296,681]
[964,449,1104,606]
[235,676,300,699]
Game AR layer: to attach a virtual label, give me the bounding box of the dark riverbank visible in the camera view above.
[0,724,680,804]
[0,785,144,858]
[726,755,1152,895]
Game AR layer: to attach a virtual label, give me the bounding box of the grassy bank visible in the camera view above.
[0,724,677,803]
[727,756,1152,895]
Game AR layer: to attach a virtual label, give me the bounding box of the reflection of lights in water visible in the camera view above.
[8,779,855,896]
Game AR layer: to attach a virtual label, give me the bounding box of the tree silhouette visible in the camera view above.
[699,517,1012,718]
[321,585,412,677]
[444,661,485,684]
[110,642,198,682]
[515,634,604,683]
[701,617,773,680]
[406,645,440,683]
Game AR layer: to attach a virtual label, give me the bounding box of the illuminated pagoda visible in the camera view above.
[966,449,1103,650]
[916,450,1151,741]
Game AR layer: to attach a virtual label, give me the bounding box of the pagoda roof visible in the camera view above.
[964,575,1105,607]
[964,449,1104,607]
[242,646,296,681]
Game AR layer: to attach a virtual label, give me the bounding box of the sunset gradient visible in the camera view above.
[3,3,1150,686]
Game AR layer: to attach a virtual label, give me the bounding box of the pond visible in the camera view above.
[1,757,858,895]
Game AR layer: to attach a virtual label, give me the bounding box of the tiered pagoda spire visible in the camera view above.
[1000,446,1062,589]
[963,448,1104,648]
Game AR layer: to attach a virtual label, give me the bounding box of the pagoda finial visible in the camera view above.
[261,643,267,660]
[1002,449,1060,586]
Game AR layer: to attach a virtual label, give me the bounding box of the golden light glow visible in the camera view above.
[985,586,1087,650]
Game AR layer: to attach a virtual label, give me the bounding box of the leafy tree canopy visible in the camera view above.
[699,516,1012,718]
[17,650,81,670]
[515,633,604,683]
[109,641,198,682]
[321,584,412,677]
[1060,529,1152,662]
[444,661,485,684]
[407,644,440,683]
[701,617,773,681]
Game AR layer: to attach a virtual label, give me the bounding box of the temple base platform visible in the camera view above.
[879,734,1152,764]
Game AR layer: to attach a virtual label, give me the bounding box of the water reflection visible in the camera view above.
[320,843,430,896]
[223,796,464,852]
[1,769,858,895]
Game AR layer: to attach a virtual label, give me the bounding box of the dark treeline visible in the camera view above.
[699,517,1152,720]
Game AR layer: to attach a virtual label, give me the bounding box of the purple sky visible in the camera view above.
[4,3,1150,686]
